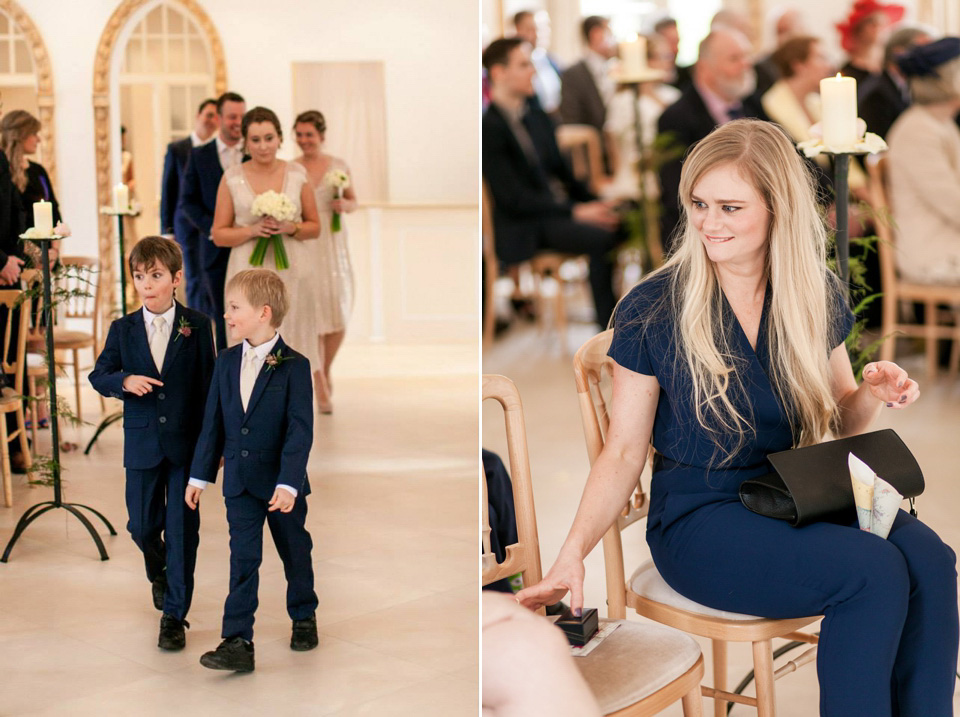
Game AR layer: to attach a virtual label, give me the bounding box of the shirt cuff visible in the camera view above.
[188,478,209,490]
[277,484,298,498]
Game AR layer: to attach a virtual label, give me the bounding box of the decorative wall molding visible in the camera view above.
[0,0,56,186]
[92,0,226,328]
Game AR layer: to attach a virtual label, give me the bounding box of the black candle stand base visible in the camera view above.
[1,499,117,562]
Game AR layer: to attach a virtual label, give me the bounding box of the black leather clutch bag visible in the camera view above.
[739,429,924,527]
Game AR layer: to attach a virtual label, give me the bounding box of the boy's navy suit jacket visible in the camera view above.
[189,337,313,500]
[89,303,216,470]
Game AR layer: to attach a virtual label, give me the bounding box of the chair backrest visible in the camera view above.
[865,155,898,301]
[482,373,544,609]
[0,289,29,395]
[59,257,101,346]
[572,330,651,618]
[556,124,605,195]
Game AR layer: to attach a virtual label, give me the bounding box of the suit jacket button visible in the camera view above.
[240,449,249,457]
[241,427,249,435]
[158,416,167,424]
[158,393,166,400]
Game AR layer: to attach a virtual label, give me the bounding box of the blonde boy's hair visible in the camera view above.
[226,269,288,327]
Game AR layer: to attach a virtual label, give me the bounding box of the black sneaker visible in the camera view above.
[158,614,188,651]
[291,615,318,651]
[151,573,167,611]
[199,637,255,672]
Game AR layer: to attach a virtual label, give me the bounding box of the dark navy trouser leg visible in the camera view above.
[266,492,318,621]
[222,491,265,642]
[162,463,200,620]
[125,466,166,583]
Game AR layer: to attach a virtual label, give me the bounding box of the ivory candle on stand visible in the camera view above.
[618,35,647,76]
[820,73,858,148]
[33,200,52,235]
[113,183,129,212]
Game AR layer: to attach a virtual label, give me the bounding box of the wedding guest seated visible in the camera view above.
[514,10,562,117]
[483,37,620,328]
[859,26,933,140]
[836,0,905,85]
[887,37,960,284]
[654,16,690,89]
[483,449,519,594]
[754,6,808,96]
[657,27,766,254]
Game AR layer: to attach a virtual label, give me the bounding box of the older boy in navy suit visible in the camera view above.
[89,236,215,650]
[187,269,318,672]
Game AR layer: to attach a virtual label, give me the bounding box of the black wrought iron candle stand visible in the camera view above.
[2,234,116,562]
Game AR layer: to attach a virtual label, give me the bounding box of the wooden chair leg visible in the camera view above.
[682,685,704,716]
[554,280,568,354]
[16,405,31,464]
[27,376,37,449]
[1,417,11,507]
[925,300,937,380]
[711,639,727,717]
[73,348,82,420]
[752,639,776,717]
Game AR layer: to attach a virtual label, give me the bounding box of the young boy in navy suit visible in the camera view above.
[89,236,215,650]
[187,268,318,672]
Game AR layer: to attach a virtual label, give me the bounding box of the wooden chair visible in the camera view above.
[483,372,704,716]
[573,332,820,717]
[53,257,103,420]
[867,156,960,379]
[482,181,499,350]
[556,124,608,196]
[0,289,34,506]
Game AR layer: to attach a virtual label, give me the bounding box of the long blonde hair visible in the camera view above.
[0,110,40,192]
[644,119,838,461]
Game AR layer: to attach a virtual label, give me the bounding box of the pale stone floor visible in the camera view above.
[0,343,478,716]
[484,316,960,716]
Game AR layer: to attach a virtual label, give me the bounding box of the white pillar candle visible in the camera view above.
[113,183,129,212]
[33,200,52,235]
[820,73,858,148]
[618,35,647,76]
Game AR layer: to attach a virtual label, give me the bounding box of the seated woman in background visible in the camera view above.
[517,119,957,716]
[886,37,960,284]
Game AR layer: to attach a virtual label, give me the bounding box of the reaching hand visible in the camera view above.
[122,375,163,396]
[861,361,919,409]
[1,256,24,285]
[185,485,203,510]
[515,552,585,614]
[572,202,619,231]
[267,488,295,513]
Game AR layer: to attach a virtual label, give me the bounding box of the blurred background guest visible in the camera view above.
[836,0,906,84]
[654,16,689,89]
[755,6,809,96]
[513,10,563,118]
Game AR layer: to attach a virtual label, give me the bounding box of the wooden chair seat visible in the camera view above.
[578,619,703,716]
[630,560,756,621]
[53,329,94,347]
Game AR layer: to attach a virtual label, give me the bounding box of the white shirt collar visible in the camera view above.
[191,131,214,147]
[242,332,280,363]
[216,134,243,155]
[142,303,176,329]
[584,49,610,78]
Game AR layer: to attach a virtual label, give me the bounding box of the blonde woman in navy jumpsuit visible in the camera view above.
[518,119,958,716]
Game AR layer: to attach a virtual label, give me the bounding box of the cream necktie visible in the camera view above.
[150,316,168,373]
[240,349,259,411]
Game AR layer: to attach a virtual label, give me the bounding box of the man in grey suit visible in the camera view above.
[560,16,616,170]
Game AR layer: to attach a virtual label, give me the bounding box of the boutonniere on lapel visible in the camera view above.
[174,316,193,342]
[264,348,292,372]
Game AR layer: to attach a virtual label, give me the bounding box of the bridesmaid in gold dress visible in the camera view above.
[293,110,357,414]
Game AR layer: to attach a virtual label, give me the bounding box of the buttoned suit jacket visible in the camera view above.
[88,303,216,470]
[190,337,313,501]
[161,136,192,235]
[179,140,231,273]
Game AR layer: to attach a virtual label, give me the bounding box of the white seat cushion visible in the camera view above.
[26,353,44,369]
[629,559,760,621]
[576,619,700,714]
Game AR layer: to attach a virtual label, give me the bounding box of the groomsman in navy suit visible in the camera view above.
[187,268,318,672]
[89,236,215,650]
[161,97,217,309]
[179,91,246,349]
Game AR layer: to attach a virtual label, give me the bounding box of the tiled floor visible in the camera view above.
[483,317,960,715]
[0,343,478,716]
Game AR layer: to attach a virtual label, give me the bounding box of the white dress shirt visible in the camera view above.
[584,49,615,107]
[215,135,244,172]
[190,131,215,148]
[188,332,298,498]
[131,304,175,382]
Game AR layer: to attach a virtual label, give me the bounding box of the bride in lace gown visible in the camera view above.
[293,110,358,414]
[211,106,322,392]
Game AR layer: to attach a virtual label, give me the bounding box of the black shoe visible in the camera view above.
[291,615,318,651]
[158,614,188,651]
[151,573,167,611]
[199,637,255,672]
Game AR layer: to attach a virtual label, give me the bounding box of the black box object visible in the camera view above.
[555,607,599,646]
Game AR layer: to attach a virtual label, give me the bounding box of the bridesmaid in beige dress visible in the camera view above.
[211,107,322,387]
[293,110,358,414]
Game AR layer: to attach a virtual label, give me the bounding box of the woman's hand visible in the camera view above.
[330,198,352,213]
[515,551,585,614]
[248,219,274,239]
[861,361,920,409]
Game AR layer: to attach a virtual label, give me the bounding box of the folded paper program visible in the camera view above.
[848,453,903,539]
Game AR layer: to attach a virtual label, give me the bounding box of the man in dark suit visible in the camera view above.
[859,27,932,140]
[655,16,693,89]
[160,98,217,309]
[483,38,620,328]
[560,16,616,170]
[657,27,767,254]
[89,237,216,650]
[188,269,317,671]
[179,91,246,349]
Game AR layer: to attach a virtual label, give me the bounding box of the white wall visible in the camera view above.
[14,0,479,257]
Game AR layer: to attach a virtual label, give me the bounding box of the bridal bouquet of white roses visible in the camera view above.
[249,190,298,269]
[324,169,350,233]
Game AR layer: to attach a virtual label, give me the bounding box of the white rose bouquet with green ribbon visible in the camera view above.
[249,190,297,269]
[324,169,350,233]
